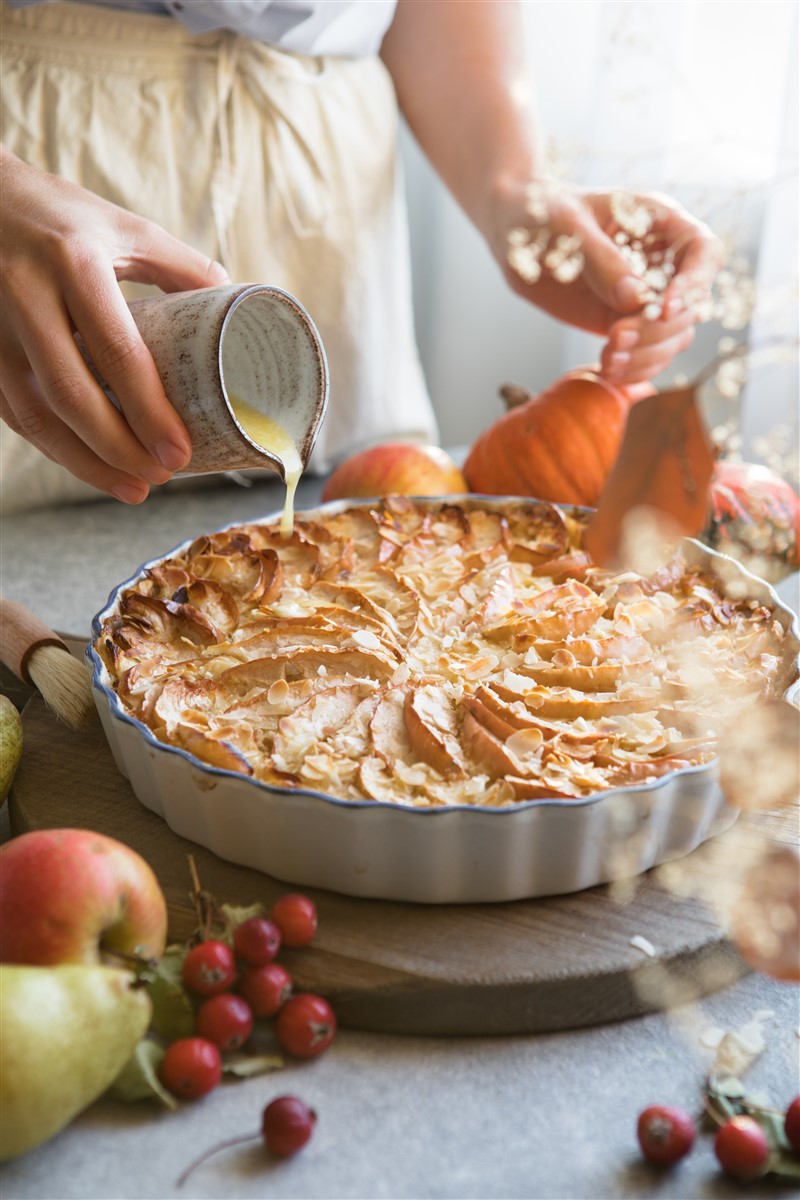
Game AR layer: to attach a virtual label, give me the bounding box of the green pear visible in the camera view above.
[0,964,151,1162]
[0,694,23,801]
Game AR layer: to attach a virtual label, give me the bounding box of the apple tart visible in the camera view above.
[95,497,793,809]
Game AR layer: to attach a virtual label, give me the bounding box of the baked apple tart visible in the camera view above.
[94,497,795,810]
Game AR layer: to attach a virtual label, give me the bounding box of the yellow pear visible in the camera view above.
[0,694,23,801]
[0,964,151,1162]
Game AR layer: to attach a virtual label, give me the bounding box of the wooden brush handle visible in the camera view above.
[0,597,69,685]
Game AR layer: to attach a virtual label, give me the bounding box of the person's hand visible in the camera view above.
[0,149,230,503]
[492,178,724,392]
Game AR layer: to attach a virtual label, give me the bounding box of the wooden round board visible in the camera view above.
[9,691,796,1036]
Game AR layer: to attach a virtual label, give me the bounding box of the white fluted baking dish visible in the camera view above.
[88,496,800,903]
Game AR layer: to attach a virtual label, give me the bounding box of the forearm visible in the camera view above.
[380,2,721,385]
[380,0,540,241]
[0,153,228,500]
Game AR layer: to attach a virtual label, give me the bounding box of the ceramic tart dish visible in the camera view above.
[89,496,800,903]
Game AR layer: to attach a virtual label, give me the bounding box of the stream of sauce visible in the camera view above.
[229,397,302,537]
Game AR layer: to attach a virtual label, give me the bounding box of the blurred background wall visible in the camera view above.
[400,0,798,482]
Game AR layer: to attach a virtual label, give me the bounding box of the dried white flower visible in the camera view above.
[610,190,656,238]
[507,235,543,284]
[524,180,551,224]
[713,270,757,330]
[643,266,670,293]
[715,356,748,399]
[544,234,585,283]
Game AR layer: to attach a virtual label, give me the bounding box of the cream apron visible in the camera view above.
[0,0,437,512]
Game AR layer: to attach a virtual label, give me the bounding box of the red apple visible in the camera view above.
[321,443,468,502]
[0,829,168,966]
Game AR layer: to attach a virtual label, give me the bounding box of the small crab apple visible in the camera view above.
[232,917,281,966]
[276,993,336,1059]
[784,1096,800,1152]
[181,940,237,997]
[176,1095,316,1187]
[714,1116,770,1181]
[239,962,293,1018]
[636,1105,696,1166]
[160,1037,222,1100]
[196,993,254,1052]
[270,894,318,948]
[262,1096,317,1157]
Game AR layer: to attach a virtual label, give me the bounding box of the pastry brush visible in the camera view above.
[0,596,97,730]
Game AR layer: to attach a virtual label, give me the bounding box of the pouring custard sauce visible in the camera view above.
[229,397,302,537]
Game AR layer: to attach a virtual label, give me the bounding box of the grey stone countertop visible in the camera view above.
[1,474,799,1200]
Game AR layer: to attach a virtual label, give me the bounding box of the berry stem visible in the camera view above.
[703,1095,728,1129]
[176,1132,259,1189]
[187,853,204,935]
[186,853,221,942]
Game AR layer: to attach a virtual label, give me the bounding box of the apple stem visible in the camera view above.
[176,1131,260,1188]
[99,947,159,978]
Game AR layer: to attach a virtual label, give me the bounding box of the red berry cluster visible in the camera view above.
[159,892,334,1104]
[637,1095,800,1181]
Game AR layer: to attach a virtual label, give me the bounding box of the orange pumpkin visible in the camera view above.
[463,370,637,507]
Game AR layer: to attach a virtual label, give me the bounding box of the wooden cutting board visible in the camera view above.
[9,689,796,1036]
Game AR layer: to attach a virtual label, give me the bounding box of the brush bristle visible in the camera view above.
[27,645,98,731]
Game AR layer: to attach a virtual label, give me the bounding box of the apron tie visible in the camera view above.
[211,33,242,272]
[212,34,333,269]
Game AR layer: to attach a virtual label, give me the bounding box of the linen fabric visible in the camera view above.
[0,0,435,512]
[6,0,399,56]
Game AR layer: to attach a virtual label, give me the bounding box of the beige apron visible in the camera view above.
[0,0,436,512]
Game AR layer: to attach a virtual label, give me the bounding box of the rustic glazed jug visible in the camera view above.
[80,284,329,479]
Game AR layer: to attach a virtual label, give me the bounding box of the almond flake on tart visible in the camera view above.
[95,498,794,808]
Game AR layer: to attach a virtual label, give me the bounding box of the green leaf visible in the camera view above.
[767,1148,800,1181]
[108,1038,177,1109]
[154,943,188,988]
[146,945,195,1040]
[705,1077,740,1125]
[219,902,267,941]
[222,1052,283,1078]
[745,1107,792,1152]
[711,1073,746,1101]
[705,1072,800,1180]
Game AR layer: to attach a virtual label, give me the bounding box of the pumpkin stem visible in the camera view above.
[499,383,532,411]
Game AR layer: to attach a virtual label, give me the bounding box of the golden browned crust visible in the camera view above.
[95,497,792,807]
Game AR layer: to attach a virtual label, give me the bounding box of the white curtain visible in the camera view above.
[402,0,799,475]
